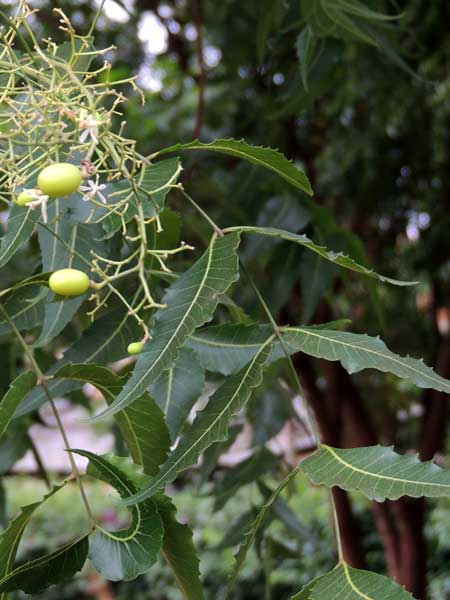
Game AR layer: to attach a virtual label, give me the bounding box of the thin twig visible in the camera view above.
[0,302,94,528]
[178,190,346,562]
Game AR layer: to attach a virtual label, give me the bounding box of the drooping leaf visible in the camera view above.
[296,26,322,91]
[156,494,205,600]
[257,481,318,545]
[89,232,240,422]
[0,205,40,268]
[0,285,46,336]
[230,465,300,584]
[122,393,171,476]
[291,562,414,599]
[300,245,338,322]
[46,363,171,476]
[199,425,241,482]
[215,508,260,550]
[150,347,205,441]
[140,157,183,218]
[303,444,450,502]
[226,226,416,286]
[120,339,273,505]
[0,483,66,600]
[212,448,278,510]
[16,307,141,417]
[302,0,398,47]
[71,451,164,581]
[283,327,450,394]
[188,324,273,375]
[0,536,89,594]
[155,139,313,196]
[96,158,182,235]
[0,371,36,443]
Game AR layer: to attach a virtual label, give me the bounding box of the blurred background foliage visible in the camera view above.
[1,0,450,598]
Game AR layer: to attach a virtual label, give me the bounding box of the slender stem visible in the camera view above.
[88,0,107,38]
[179,191,346,561]
[331,493,345,562]
[0,303,94,527]
[178,186,223,237]
[239,259,321,443]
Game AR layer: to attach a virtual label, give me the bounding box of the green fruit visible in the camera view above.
[16,191,34,206]
[49,268,90,297]
[127,342,144,355]
[37,163,82,198]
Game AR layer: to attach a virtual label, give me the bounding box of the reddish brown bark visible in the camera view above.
[294,354,367,568]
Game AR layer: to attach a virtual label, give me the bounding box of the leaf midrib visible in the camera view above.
[131,338,273,502]
[112,233,218,412]
[342,563,373,600]
[286,327,450,391]
[0,207,34,265]
[320,445,449,489]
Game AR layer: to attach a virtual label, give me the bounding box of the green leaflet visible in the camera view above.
[224,226,416,286]
[16,307,141,417]
[283,327,450,394]
[71,451,164,581]
[88,232,240,422]
[302,0,398,46]
[110,388,203,598]
[150,346,205,441]
[212,447,278,511]
[189,323,351,374]
[296,26,321,91]
[122,393,171,476]
[291,562,414,599]
[189,323,450,396]
[0,536,89,594]
[156,495,205,600]
[188,324,273,375]
[0,371,36,442]
[303,445,450,502]
[0,204,40,268]
[230,465,301,585]
[96,158,182,235]
[0,285,45,336]
[47,363,171,477]
[154,138,313,196]
[140,157,183,218]
[0,483,66,599]
[120,339,273,506]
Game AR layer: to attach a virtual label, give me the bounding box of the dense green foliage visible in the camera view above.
[1,1,450,599]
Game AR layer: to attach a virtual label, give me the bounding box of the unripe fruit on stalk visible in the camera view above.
[127,342,144,355]
[16,191,34,206]
[49,269,90,297]
[37,163,82,198]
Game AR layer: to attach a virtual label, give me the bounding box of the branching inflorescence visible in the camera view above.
[0,2,193,343]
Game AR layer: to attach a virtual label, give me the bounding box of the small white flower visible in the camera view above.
[80,178,107,204]
[26,190,50,223]
[79,109,101,144]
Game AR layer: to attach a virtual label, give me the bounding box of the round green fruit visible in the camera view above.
[127,342,144,355]
[16,191,34,206]
[37,163,82,198]
[49,268,90,297]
